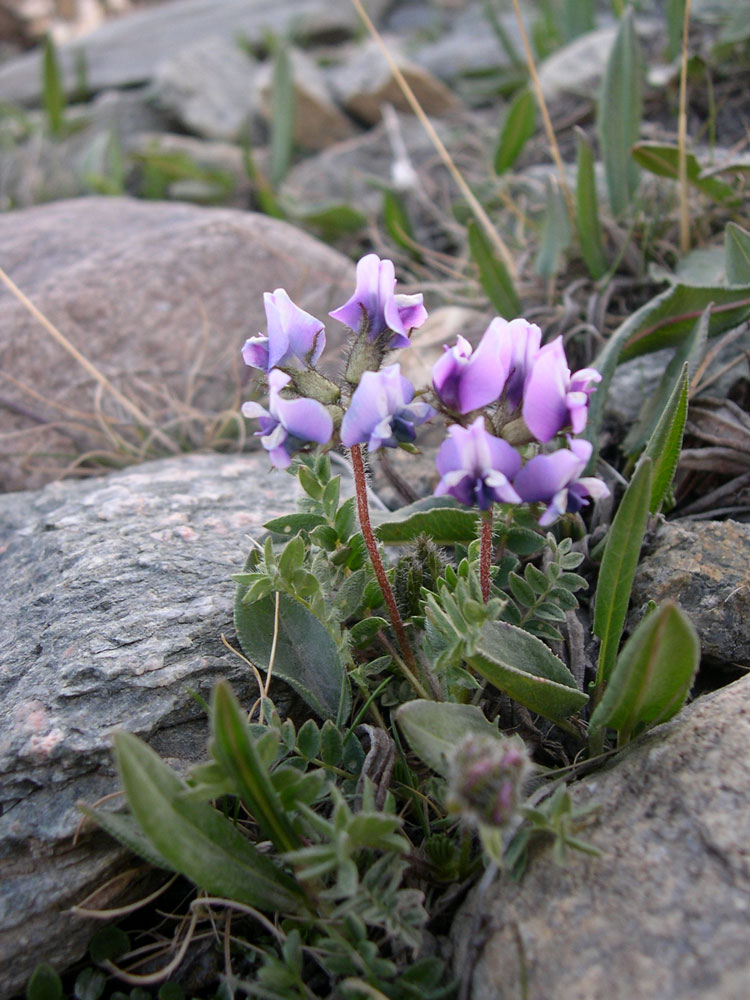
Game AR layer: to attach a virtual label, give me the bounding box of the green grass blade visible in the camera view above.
[593,457,653,688]
[534,176,572,279]
[640,362,690,513]
[42,34,66,137]
[725,222,750,284]
[598,6,643,215]
[211,681,301,854]
[467,218,521,317]
[494,89,535,175]
[269,39,295,189]
[575,127,607,279]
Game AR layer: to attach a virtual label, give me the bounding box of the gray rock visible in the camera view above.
[630,518,750,669]
[453,674,750,1000]
[256,46,357,152]
[330,36,461,126]
[0,450,301,998]
[0,197,355,492]
[537,25,619,101]
[152,37,265,144]
[0,0,392,106]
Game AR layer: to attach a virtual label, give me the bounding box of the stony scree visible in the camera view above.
[0,450,300,998]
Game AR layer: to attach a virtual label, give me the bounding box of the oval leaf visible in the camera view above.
[466,620,588,722]
[589,601,700,743]
[395,700,504,777]
[373,495,479,545]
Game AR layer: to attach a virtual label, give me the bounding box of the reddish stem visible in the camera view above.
[351,444,419,677]
[480,507,493,604]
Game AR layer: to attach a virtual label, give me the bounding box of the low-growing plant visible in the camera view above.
[69,250,703,998]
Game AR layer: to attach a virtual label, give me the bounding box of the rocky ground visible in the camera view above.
[0,1,749,998]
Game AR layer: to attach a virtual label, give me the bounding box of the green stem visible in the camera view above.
[480,507,494,604]
[351,444,423,692]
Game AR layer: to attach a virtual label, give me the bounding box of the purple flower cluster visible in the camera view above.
[239,252,608,526]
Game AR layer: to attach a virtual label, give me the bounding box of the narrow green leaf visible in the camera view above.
[575,127,608,279]
[666,0,686,61]
[589,601,699,742]
[599,7,643,215]
[234,585,350,721]
[297,203,367,240]
[78,805,175,871]
[113,731,303,912]
[466,620,588,722]
[593,458,653,686]
[269,39,294,189]
[535,176,571,278]
[373,495,479,545]
[640,361,690,513]
[623,305,708,457]
[383,189,417,255]
[211,682,300,853]
[631,142,737,203]
[494,89,535,175]
[725,222,750,284]
[42,35,66,137]
[395,700,504,778]
[467,219,521,318]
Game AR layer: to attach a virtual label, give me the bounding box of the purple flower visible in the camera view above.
[432,320,512,414]
[513,438,610,525]
[499,318,542,409]
[329,253,428,349]
[242,289,325,373]
[434,417,521,510]
[340,363,434,451]
[522,337,601,442]
[242,369,333,469]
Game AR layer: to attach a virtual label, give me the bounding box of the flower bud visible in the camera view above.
[446,732,530,829]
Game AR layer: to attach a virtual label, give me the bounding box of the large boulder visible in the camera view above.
[0,197,355,492]
[0,450,300,997]
[452,674,750,1000]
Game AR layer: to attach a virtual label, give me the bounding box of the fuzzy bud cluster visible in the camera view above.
[446,732,531,829]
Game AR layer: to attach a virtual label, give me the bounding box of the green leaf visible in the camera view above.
[725,222,750,284]
[466,621,588,722]
[575,127,608,279]
[395,700,504,778]
[494,88,535,175]
[373,495,480,545]
[113,731,303,912]
[383,189,417,255]
[42,35,66,137]
[666,0,686,61]
[640,361,690,513]
[589,601,699,743]
[77,805,175,871]
[599,7,643,215]
[631,142,737,203]
[269,39,294,188]
[320,719,343,766]
[593,458,653,686]
[234,586,350,721]
[74,968,106,1000]
[297,202,367,240]
[211,682,300,853]
[467,219,521,318]
[263,513,326,536]
[296,718,321,761]
[26,964,63,1000]
[89,926,130,964]
[586,281,750,451]
[623,305,707,457]
[158,985,186,1000]
[535,176,571,278]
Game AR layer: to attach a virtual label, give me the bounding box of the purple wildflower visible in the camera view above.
[522,337,601,442]
[242,369,333,469]
[434,417,521,510]
[340,363,434,451]
[242,289,325,373]
[513,437,610,525]
[329,253,428,349]
[499,317,543,409]
[432,319,512,414]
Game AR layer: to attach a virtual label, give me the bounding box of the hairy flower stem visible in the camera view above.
[350,443,425,695]
[480,508,493,604]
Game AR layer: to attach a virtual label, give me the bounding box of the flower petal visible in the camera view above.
[522,337,570,442]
